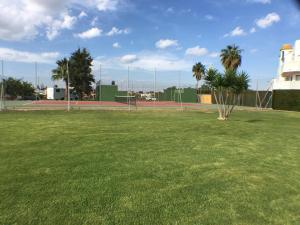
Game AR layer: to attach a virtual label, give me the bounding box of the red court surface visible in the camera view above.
[32,100,201,108]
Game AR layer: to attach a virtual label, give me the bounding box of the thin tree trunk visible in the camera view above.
[226,94,237,118]
[215,90,225,120]
[213,90,222,118]
[220,88,226,120]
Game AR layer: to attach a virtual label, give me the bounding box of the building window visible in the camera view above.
[56,89,60,93]
[296,75,300,81]
[285,76,292,81]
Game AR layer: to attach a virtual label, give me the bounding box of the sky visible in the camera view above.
[0,0,300,90]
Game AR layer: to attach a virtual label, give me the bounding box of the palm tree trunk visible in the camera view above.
[196,80,200,103]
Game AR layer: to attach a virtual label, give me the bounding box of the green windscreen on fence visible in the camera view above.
[96,85,118,101]
[175,88,198,103]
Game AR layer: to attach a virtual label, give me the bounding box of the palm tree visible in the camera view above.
[204,67,249,120]
[52,58,69,100]
[220,45,242,71]
[192,62,206,94]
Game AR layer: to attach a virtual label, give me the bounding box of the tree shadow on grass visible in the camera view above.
[245,119,263,123]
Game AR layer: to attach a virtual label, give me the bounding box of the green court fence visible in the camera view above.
[96,84,129,102]
[175,88,198,103]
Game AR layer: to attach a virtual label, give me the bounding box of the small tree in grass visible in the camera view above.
[205,68,250,120]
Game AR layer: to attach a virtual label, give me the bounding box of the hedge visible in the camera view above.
[272,90,300,112]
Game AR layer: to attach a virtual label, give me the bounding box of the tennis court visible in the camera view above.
[2,100,220,111]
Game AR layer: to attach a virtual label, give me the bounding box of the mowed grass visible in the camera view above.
[0,110,299,225]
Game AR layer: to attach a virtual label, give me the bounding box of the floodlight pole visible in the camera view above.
[255,80,258,109]
[35,62,38,101]
[67,62,70,112]
[179,71,183,110]
[154,68,157,107]
[127,66,131,111]
[0,60,4,111]
[99,64,102,102]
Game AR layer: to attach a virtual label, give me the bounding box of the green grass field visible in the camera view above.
[0,110,299,225]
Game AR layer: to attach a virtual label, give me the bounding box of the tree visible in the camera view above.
[192,62,206,93]
[220,45,242,71]
[205,68,249,120]
[69,48,95,100]
[52,58,69,99]
[1,77,35,99]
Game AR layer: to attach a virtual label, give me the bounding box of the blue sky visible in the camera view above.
[0,0,299,89]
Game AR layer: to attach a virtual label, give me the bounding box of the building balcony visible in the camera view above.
[273,79,300,90]
[281,61,300,75]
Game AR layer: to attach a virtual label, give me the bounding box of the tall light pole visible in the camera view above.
[179,71,183,110]
[99,64,102,101]
[0,60,4,111]
[35,62,38,101]
[154,68,157,107]
[67,62,70,112]
[127,66,131,111]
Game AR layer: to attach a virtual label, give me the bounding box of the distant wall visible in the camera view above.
[272,90,300,111]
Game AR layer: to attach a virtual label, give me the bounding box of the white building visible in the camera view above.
[273,40,300,90]
[47,87,65,100]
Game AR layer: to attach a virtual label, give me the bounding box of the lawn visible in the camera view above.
[0,110,299,225]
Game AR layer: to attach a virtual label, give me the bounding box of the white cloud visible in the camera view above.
[247,0,271,4]
[95,51,196,71]
[91,17,98,26]
[0,0,123,41]
[75,27,102,39]
[209,52,219,58]
[231,26,247,36]
[78,11,87,18]
[120,54,138,64]
[224,26,247,37]
[0,47,59,63]
[0,0,76,41]
[155,39,179,49]
[46,13,77,40]
[113,42,121,48]
[72,0,125,12]
[250,49,258,54]
[92,0,119,11]
[116,53,191,71]
[256,12,280,29]
[205,15,214,20]
[185,46,208,56]
[250,27,256,33]
[180,9,192,14]
[166,7,174,13]
[133,54,191,70]
[106,27,130,36]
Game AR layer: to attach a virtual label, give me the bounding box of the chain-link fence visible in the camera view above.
[0,61,274,111]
